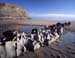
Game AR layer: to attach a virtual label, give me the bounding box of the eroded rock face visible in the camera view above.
[0,3,28,18]
[0,3,28,38]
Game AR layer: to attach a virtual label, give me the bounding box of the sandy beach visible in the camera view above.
[0,1,75,58]
[0,21,75,58]
[17,22,75,58]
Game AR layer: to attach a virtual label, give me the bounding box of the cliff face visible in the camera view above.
[0,3,28,19]
[0,3,29,37]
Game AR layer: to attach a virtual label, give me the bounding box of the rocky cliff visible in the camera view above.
[0,3,29,38]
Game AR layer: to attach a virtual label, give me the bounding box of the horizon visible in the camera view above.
[0,0,75,21]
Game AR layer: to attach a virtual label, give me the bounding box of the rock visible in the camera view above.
[0,3,29,37]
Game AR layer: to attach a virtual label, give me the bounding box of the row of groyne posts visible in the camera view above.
[0,21,71,58]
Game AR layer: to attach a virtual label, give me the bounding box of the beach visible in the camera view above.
[0,21,75,58]
[18,32,75,58]
[0,1,75,58]
[17,22,75,58]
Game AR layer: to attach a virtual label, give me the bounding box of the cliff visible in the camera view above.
[0,3,29,38]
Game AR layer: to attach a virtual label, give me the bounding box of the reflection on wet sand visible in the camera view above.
[50,32,75,58]
[18,31,75,58]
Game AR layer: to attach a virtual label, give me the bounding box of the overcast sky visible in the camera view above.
[0,0,75,21]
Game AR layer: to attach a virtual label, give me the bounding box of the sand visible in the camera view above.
[18,35,75,58]
[18,23,75,58]
[1,21,75,58]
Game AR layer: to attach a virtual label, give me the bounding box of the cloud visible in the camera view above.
[29,13,75,18]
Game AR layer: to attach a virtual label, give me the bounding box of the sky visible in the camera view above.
[0,0,75,21]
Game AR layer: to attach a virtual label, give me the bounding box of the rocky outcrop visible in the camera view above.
[0,3,29,38]
[0,3,28,19]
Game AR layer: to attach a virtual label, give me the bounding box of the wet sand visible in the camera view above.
[17,21,75,58]
[1,21,75,58]
[18,29,75,58]
[65,21,75,32]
